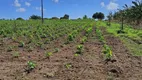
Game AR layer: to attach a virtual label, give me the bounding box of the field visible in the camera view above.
[0,20,142,80]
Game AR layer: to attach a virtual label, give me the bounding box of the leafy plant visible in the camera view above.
[65,63,72,69]
[7,46,13,52]
[45,52,53,59]
[76,45,84,54]
[27,61,36,69]
[81,36,87,44]
[68,34,74,41]
[18,41,25,47]
[54,48,60,53]
[103,44,112,60]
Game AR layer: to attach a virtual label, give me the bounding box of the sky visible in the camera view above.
[0,0,134,19]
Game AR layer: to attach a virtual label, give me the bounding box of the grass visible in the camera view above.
[96,21,142,56]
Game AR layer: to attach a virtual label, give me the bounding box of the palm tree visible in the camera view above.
[131,0,142,25]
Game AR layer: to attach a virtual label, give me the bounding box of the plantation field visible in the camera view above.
[0,20,142,80]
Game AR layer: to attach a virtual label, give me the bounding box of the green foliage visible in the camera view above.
[54,48,60,53]
[18,41,25,47]
[103,44,112,60]
[83,15,88,19]
[81,36,87,44]
[113,0,142,26]
[76,44,84,54]
[27,61,36,69]
[45,52,53,58]
[65,63,72,69]
[92,12,105,20]
[16,17,24,20]
[29,15,41,20]
[60,14,69,19]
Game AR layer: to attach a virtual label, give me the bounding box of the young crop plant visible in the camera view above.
[54,48,60,53]
[25,61,36,73]
[81,36,87,44]
[103,44,112,60]
[18,41,25,47]
[68,34,74,41]
[65,63,72,69]
[76,44,84,54]
[45,52,53,60]
[7,46,13,52]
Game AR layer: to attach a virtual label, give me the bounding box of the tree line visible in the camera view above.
[15,12,105,20]
[112,0,142,28]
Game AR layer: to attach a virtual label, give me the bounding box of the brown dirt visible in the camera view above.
[0,27,142,80]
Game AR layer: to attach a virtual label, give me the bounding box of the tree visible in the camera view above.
[51,17,59,19]
[83,15,88,19]
[92,12,99,19]
[60,14,69,19]
[29,15,41,20]
[92,12,104,20]
[97,12,105,20]
[63,14,69,19]
[107,12,113,26]
[113,0,142,27]
[16,17,24,20]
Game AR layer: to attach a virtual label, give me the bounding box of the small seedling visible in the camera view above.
[54,48,60,53]
[26,61,36,73]
[74,53,79,57]
[68,34,74,41]
[103,44,112,60]
[81,36,87,44]
[45,52,53,59]
[12,52,19,58]
[76,45,84,54]
[19,41,25,47]
[65,63,72,69]
[7,46,13,52]
[18,41,25,47]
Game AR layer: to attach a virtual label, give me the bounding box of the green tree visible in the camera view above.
[16,17,24,20]
[92,12,105,20]
[60,14,69,19]
[97,12,105,20]
[29,15,41,20]
[107,12,113,26]
[83,15,88,19]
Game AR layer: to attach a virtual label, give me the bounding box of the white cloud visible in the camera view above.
[35,7,46,11]
[16,8,26,12]
[106,2,119,10]
[100,2,105,7]
[14,0,21,7]
[25,2,31,7]
[52,0,59,3]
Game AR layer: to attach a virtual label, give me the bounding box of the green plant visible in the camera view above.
[7,46,13,52]
[65,63,72,69]
[103,44,112,60]
[76,45,84,54]
[68,34,74,41]
[27,61,36,69]
[81,36,87,44]
[18,41,25,47]
[74,53,79,57]
[54,48,60,53]
[45,52,53,59]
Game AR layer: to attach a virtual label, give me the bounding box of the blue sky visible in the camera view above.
[0,0,134,19]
